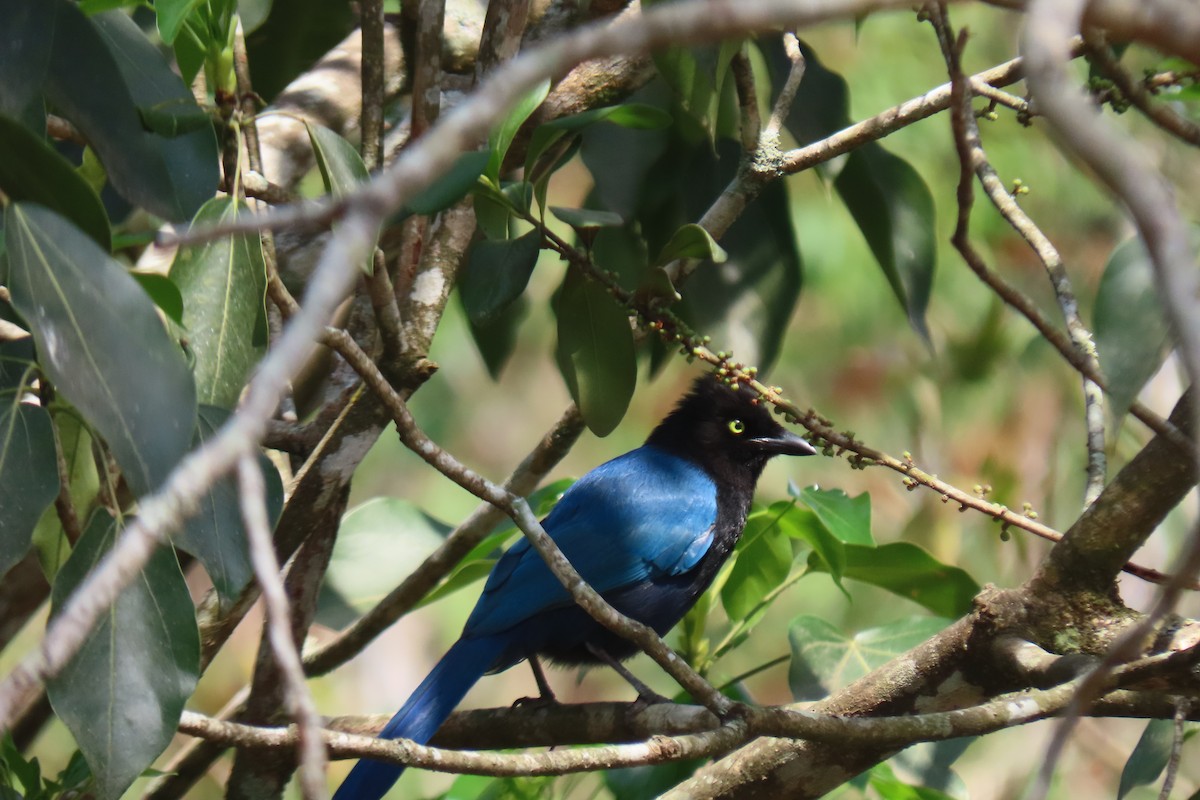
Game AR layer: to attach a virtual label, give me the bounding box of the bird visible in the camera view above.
[333,374,817,799]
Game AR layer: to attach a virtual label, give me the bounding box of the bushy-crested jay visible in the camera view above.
[334,375,816,799]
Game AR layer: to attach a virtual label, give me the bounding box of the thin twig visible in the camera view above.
[730,47,762,156]
[931,5,1107,507]
[1085,38,1200,148]
[1159,698,1190,800]
[237,455,328,799]
[763,33,805,140]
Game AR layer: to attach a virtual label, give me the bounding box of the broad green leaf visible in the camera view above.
[6,204,197,496]
[416,559,497,610]
[487,79,551,182]
[90,9,218,218]
[809,542,980,618]
[460,230,542,326]
[1094,234,1179,419]
[169,197,267,408]
[869,763,959,800]
[891,739,973,800]
[654,223,727,267]
[796,485,874,545]
[788,615,950,700]
[47,513,199,800]
[775,503,845,586]
[174,406,282,605]
[0,114,111,250]
[30,409,98,581]
[652,47,715,135]
[550,207,624,230]
[604,759,706,800]
[244,0,355,101]
[466,296,527,380]
[405,151,490,216]
[0,403,59,579]
[0,0,54,128]
[1117,719,1175,799]
[553,268,636,437]
[306,121,369,198]
[833,147,936,342]
[318,497,452,629]
[130,272,185,326]
[238,0,273,33]
[0,337,36,393]
[721,505,796,620]
[545,103,674,133]
[155,0,206,45]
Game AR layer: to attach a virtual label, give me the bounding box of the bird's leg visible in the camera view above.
[585,643,672,705]
[512,654,560,709]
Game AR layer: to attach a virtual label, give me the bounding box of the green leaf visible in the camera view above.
[318,498,452,629]
[405,150,490,216]
[869,763,960,800]
[1094,234,1179,419]
[553,268,636,437]
[788,615,950,700]
[546,103,674,134]
[653,223,727,267]
[88,9,219,218]
[833,147,936,342]
[47,513,199,800]
[0,114,111,250]
[1118,719,1175,799]
[653,47,716,135]
[130,272,185,326]
[775,503,845,587]
[155,0,206,45]
[809,542,980,618]
[169,197,267,408]
[306,121,369,198]
[0,0,54,129]
[6,204,197,496]
[604,759,705,800]
[796,485,874,545]
[0,403,59,579]
[550,206,624,230]
[721,505,796,620]
[174,406,282,605]
[244,0,355,102]
[460,230,542,326]
[466,296,526,380]
[487,79,551,182]
[30,409,98,582]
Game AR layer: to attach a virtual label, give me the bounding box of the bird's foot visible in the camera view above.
[512,691,560,711]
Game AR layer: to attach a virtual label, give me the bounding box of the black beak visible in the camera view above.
[750,429,818,457]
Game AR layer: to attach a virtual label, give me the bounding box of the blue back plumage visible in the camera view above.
[464,445,717,638]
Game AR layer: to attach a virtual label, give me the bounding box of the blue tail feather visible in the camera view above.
[333,636,504,800]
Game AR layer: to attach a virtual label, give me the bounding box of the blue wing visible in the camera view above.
[464,445,717,637]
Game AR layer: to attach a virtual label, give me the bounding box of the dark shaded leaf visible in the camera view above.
[42,2,217,220]
[795,485,874,545]
[318,498,452,628]
[833,147,936,341]
[1118,719,1174,800]
[170,197,267,408]
[870,763,959,800]
[47,513,199,800]
[0,114,110,249]
[550,207,624,230]
[130,272,185,326]
[173,406,282,604]
[788,615,949,700]
[467,297,527,380]
[406,151,490,216]
[0,403,59,579]
[553,268,636,437]
[245,0,355,102]
[809,542,980,618]
[460,230,542,326]
[487,79,551,182]
[0,336,36,393]
[654,223,727,266]
[0,0,54,128]
[307,121,369,197]
[1094,234,1178,419]
[6,204,197,496]
[892,739,974,800]
[604,759,705,800]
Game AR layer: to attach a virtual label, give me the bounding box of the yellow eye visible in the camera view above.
[728,419,745,435]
